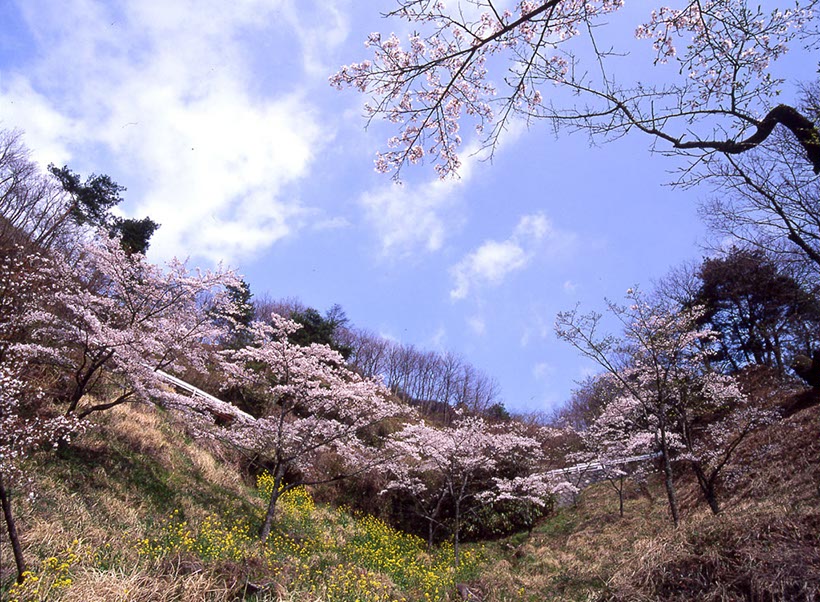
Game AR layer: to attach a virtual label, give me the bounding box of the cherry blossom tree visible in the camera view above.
[0,247,53,361]
[557,289,721,525]
[19,234,239,419]
[201,314,407,542]
[676,371,778,513]
[382,414,561,564]
[0,248,83,583]
[569,389,659,516]
[380,423,452,550]
[332,1,819,179]
[557,288,773,521]
[0,231,239,582]
[0,360,83,584]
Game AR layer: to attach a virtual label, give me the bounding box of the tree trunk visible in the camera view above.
[691,463,720,515]
[453,500,461,567]
[423,494,446,551]
[259,467,284,541]
[607,474,625,517]
[0,474,26,583]
[660,428,680,527]
[772,334,785,374]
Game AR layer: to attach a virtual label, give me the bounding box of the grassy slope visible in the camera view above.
[1,403,480,602]
[1,393,818,601]
[5,403,261,601]
[478,400,820,601]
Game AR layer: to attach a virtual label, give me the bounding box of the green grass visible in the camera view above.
[1,403,482,601]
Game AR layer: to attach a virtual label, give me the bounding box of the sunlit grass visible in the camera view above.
[6,541,81,602]
[1,406,482,601]
[131,475,482,600]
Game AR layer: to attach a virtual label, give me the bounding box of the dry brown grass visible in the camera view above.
[478,402,820,602]
[1,401,264,600]
[605,402,820,602]
[477,480,667,601]
[60,566,231,602]
[608,499,820,601]
[3,388,818,601]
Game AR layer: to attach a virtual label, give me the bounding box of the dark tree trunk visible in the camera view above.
[660,428,680,527]
[259,466,285,541]
[607,474,626,517]
[0,474,26,583]
[453,500,461,567]
[691,462,721,515]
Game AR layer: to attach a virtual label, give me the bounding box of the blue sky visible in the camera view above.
[0,0,715,413]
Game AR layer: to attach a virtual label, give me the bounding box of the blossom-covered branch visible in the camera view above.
[333,0,819,178]
[18,234,239,419]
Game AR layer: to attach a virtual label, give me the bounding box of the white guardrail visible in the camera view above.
[149,367,255,423]
[543,453,661,477]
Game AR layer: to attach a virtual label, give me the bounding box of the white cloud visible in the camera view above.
[563,280,578,294]
[429,326,447,349]
[519,306,553,347]
[280,1,351,76]
[532,362,555,380]
[118,88,322,262]
[360,179,462,256]
[450,212,574,300]
[1,0,333,264]
[355,96,530,259]
[378,329,400,343]
[311,215,352,232]
[451,241,528,299]
[0,76,80,168]
[467,315,486,336]
[359,137,484,257]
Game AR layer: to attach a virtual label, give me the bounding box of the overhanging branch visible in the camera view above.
[676,104,820,174]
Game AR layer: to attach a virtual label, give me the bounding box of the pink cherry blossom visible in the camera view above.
[334,1,818,178]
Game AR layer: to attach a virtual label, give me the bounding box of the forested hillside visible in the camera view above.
[3,0,820,599]
[2,119,820,600]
